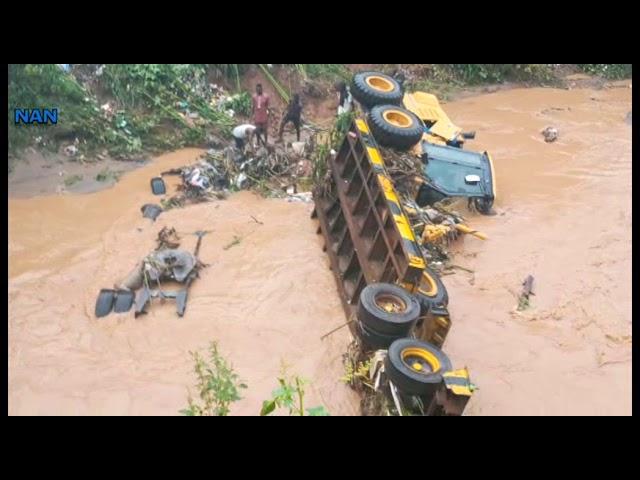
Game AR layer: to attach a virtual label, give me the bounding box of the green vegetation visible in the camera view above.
[180,342,247,416]
[63,174,83,187]
[9,64,236,159]
[447,64,557,84]
[95,168,121,182]
[260,371,330,416]
[221,91,252,117]
[577,64,632,79]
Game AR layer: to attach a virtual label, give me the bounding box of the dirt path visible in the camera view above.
[8,83,632,416]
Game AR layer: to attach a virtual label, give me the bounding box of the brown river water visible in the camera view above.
[8,85,632,415]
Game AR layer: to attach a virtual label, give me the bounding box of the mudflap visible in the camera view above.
[141,203,163,221]
[134,287,152,317]
[150,177,166,195]
[113,290,135,313]
[95,289,116,318]
[175,289,188,317]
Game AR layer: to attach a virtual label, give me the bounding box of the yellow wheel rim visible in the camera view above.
[382,109,413,129]
[418,270,438,297]
[374,294,406,313]
[401,347,441,374]
[365,75,395,93]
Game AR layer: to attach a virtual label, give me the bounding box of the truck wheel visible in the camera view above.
[358,283,420,335]
[384,338,452,396]
[367,105,424,151]
[355,321,406,351]
[351,72,404,108]
[474,197,494,215]
[415,266,449,314]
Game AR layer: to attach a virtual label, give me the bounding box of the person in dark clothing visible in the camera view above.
[278,93,303,142]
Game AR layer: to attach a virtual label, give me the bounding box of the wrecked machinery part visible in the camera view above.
[141,204,163,221]
[415,266,449,313]
[134,230,207,318]
[312,118,427,325]
[414,303,451,349]
[366,105,424,151]
[112,290,135,313]
[150,177,166,195]
[357,283,420,336]
[134,282,191,318]
[95,289,116,318]
[384,338,451,398]
[355,320,406,352]
[351,72,404,108]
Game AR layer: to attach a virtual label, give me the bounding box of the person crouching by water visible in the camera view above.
[278,93,303,143]
[252,83,270,146]
[232,124,256,151]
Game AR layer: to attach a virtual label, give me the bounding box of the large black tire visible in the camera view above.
[385,338,452,397]
[358,283,420,335]
[415,266,449,315]
[474,197,494,215]
[95,289,116,318]
[367,105,424,151]
[355,321,406,352]
[351,72,404,108]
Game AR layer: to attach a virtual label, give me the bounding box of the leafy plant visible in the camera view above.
[298,64,350,81]
[577,64,632,79]
[341,359,373,388]
[181,342,247,416]
[64,174,83,187]
[95,168,121,182]
[260,372,329,416]
[222,92,252,117]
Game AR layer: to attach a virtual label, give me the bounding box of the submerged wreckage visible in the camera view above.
[313,71,496,416]
[93,69,497,416]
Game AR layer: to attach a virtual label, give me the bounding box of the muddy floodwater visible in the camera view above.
[8,84,632,415]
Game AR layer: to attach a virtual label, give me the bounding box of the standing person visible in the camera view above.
[278,93,303,142]
[336,81,353,116]
[232,123,256,150]
[252,83,270,146]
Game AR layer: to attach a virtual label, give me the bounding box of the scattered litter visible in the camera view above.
[63,145,78,157]
[235,173,248,189]
[291,141,306,156]
[223,235,242,250]
[541,126,559,143]
[100,102,115,121]
[286,192,313,203]
[156,226,181,250]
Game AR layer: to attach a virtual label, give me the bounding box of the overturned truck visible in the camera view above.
[313,71,480,416]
